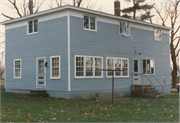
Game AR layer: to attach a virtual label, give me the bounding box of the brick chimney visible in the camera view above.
[29,0,33,15]
[114,0,120,16]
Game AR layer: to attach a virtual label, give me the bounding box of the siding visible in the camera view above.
[6,16,68,91]
[70,16,171,91]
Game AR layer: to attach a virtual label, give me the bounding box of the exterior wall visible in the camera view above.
[70,14,171,95]
[5,16,68,91]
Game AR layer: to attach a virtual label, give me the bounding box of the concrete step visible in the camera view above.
[152,94,164,98]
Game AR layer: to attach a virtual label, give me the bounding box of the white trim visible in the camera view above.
[68,10,71,92]
[74,55,103,79]
[83,15,97,31]
[50,55,61,79]
[36,57,46,89]
[13,59,22,79]
[142,58,155,75]
[27,19,39,35]
[106,57,129,78]
[0,5,172,31]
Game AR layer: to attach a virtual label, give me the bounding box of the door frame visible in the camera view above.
[36,57,46,89]
[132,58,140,85]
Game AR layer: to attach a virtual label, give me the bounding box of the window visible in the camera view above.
[120,22,130,36]
[154,29,161,41]
[143,59,155,74]
[28,19,38,34]
[84,15,96,31]
[14,59,21,78]
[106,57,129,78]
[50,56,61,79]
[75,55,103,78]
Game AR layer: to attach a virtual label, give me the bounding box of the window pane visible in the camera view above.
[95,58,102,76]
[76,57,84,76]
[39,60,44,74]
[86,57,93,76]
[147,59,150,74]
[90,17,95,30]
[151,59,154,74]
[107,58,113,76]
[143,60,146,74]
[34,20,38,32]
[84,16,89,29]
[29,21,33,33]
[134,60,138,72]
[123,68,128,76]
[127,23,129,35]
[115,59,121,76]
[122,59,128,76]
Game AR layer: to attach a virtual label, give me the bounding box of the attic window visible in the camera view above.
[154,29,161,41]
[83,15,96,31]
[120,22,130,36]
[28,19,38,34]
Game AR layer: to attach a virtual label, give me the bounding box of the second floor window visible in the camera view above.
[84,16,96,30]
[28,20,38,34]
[120,22,130,36]
[154,29,161,41]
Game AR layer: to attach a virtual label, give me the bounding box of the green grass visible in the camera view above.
[1,87,179,122]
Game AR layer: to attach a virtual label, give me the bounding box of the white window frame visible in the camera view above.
[74,55,103,79]
[106,57,129,78]
[119,21,130,36]
[154,29,162,41]
[50,55,61,79]
[27,19,38,35]
[143,59,155,75]
[14,59,22,79]
[83,15,97,31]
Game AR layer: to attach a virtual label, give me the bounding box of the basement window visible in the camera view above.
[28,19,38,34]
[143,59,155,75]
[83,15,96,31]
[154,29,162,41]
[120,21,130,36]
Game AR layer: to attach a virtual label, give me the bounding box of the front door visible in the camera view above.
[133,58,140,84]
[36,57,46,88]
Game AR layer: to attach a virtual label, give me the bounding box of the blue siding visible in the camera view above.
[6,16,68,91]
[70,16,171,91]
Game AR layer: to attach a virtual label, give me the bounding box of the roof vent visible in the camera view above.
[114,0,120,16]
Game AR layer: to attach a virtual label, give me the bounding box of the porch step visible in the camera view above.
[132,85,164,98]
[27,90,49,98]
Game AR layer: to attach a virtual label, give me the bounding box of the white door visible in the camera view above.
[133,58,140,84]
[36,57,46,88]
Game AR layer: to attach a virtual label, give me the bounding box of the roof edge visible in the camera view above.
[0,5,173,30]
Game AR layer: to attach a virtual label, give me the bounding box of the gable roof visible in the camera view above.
[0,5,172,30]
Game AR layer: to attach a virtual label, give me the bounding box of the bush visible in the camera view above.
[89,93,100,100]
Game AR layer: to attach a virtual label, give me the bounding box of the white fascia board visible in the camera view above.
[0,5,173,31]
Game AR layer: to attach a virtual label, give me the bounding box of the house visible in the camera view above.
[0,4,172,99]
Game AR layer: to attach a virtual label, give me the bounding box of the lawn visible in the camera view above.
[1,86,179,122]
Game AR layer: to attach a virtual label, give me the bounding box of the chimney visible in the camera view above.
[29,0,33,15]
[114,0,120,16]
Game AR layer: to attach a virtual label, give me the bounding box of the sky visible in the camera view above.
[0,0,179,66]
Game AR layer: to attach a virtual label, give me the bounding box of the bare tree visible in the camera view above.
[48,0,104,12]
[154,0,180,87]
[1,0,45,20]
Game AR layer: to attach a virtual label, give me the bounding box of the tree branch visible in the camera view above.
[1,13,14,19]
[8,0,22,17]
[34,0,44,13]
[174,38,180,50]
[175,49,180,57]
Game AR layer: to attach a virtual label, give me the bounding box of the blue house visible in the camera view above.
[1,5,172,99]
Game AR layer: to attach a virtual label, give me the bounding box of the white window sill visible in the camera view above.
[154,39,162,41]
[14,77,21,79]
[119,34,130,37]
[75,76,103,79]
[50,77,61,80]
[83,28,97,32]
[27,32,38,35]
[143,74,155,75]
[106,76,129,78]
